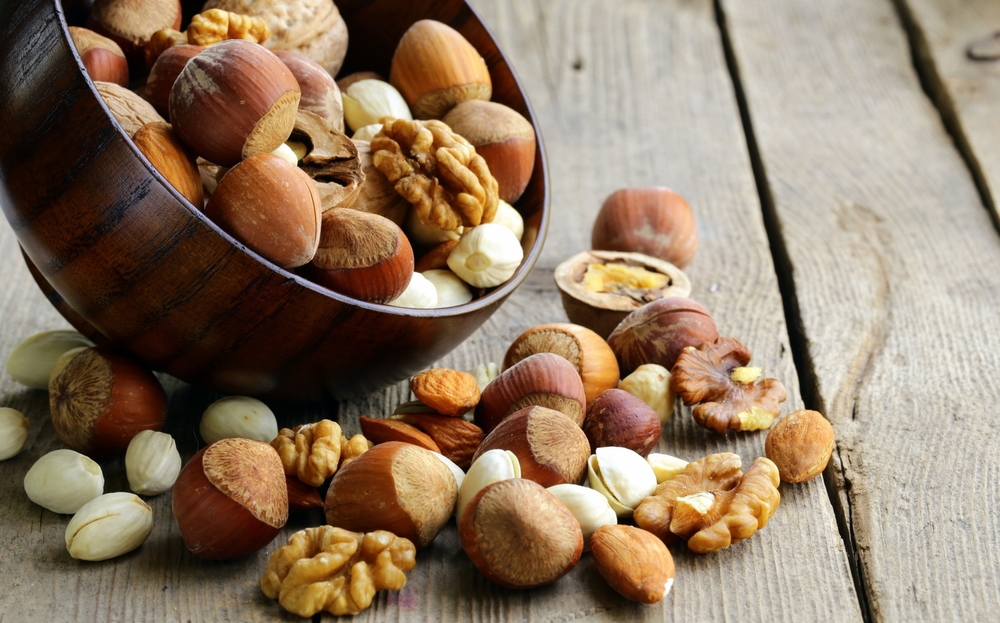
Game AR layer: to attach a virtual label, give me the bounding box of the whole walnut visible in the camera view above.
[202,0,349,75]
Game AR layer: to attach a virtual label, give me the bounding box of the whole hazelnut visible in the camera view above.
[442,100,536,203]
[607,296,719,375]
[132,121,204,207]
[475,352,587,434]
[145,44,204,116]
[583,389,661,456]
[459,478,583,589]
[48,346,168,458]
[204,152,322,269]
[324,441,458,549]
[68,26,129,87]
[169,39,300,166]
[172,437,289,560]
[274,50,344,130]
[765,409,835,483]
[592,187,699,269]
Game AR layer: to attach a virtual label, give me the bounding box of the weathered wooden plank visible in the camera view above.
[0,0,861,621]
[720,0,1000,621]
[901,0,1000,217]
[340,0,860,621]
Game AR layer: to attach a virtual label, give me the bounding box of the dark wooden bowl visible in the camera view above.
[0,0,549,401]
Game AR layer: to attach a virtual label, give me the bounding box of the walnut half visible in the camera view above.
[261,526,416,617]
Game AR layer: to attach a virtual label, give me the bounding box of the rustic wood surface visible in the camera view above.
[0,0,996,622]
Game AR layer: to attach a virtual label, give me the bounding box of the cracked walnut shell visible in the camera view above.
[261,526,416,617]
[371,118,499,232]
[271,420,370,488]
[670,337,788,434]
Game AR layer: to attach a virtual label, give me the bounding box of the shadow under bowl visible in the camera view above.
[0,0,549,401]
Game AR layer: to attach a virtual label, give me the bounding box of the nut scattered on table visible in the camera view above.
[23,448,105,514]
[0,407,29,461]
[583,388,661,456]
[261,526,416,617]
[591,187,699,269]
[65,492,154,561]
[590,524,675,603]
[392,412,484,470]
[409,367,481,417]
[200,395,279,445]
[765,409,835,483]
[607,295,719,375]
[456,448,521,521]
[475,352,588,433]
[618,363,675,424]
[587,446,658,518]
[547,483,617,549]
[5,329,94,390]
[125,429,181,495]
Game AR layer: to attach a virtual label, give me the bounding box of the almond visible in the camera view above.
[394,413,483,470]
[358,416,441,453]
[590,524,675,604]
[409,368,481,417]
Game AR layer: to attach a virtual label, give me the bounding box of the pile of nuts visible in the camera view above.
[0,0,837,617]
[71,0,538,308]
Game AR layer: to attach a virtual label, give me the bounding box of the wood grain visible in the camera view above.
[720,0,1000,620]
[899,0,1000,219]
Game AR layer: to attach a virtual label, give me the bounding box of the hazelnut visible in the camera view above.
[23,449,105,514]
[204,152,322,269]
[475,352,587,434]
[503,322,619,404]
[473,406,590,487]
[0,407,29,461]
[442,100,536,203]
[582,389,661,456]
[554,250,692,339]
[324,441,457,549]
[5,329,94,390]
[274,50,344,129]
[607,296,719,374]
[132,121,204,207]
[765,409,835,483]
[592,187,699,268]
[68,26,129,87]
[390,20,492,119]
[65,492,153,561]
[304,209,414,304]
[199,396,279,445]
[172,437,289,560]
[125,430,181,495]
[458,478,583,589]
[48,346,168,458]
[169,39,300,167]
[145,44,204,117]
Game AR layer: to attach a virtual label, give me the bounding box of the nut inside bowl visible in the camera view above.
[0,0,549,401]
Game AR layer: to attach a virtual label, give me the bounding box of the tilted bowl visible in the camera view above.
[0,0,549,401]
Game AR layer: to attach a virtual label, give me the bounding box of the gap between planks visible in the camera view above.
[711,0,875,621]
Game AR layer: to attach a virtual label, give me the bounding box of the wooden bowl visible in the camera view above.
[0,0,549,401]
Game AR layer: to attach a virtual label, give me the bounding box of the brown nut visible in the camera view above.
[172,437,288,560]
[304,209,414,303]
[475,352,587,434]
[554,250,692,340]
[592,187,699,269]
[458,478,583,589]
[409,368,481,417]
[389,19,492,119]
[324,441,457,549]
[590,524,675,604]
[49,346,167,459]
[350,140,410,226]
[204,152,322,269]
[582,389,661,456]
[132,121,204,207]
[607,296,718,375]
[503,322,619,405]
[358,417,440,453]
[95,81,165,137]
[145,44,205,117]
[442,100,536,203]
[88,0,182,61]
[69,26,129,87]
[274,50,344,130]
[765,409,834,483]
[473,405,590,487]
[393,412,484,470]
[169,39,300,166]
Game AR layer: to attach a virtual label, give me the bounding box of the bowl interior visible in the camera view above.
[0,0,549,400]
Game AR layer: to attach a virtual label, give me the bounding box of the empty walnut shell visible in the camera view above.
[555,250,691,340]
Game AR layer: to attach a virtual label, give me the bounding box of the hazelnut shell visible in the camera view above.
[475,352,587,434]
[592,187,699,268]
[607,296,719,375]
[582,388,661,456]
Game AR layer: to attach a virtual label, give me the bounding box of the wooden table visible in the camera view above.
[1,0,998,620]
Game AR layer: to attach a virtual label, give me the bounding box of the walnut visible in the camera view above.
[633,452,743,543]
[187,9,270,46]
[682,458,781,554]
[271,420,370,487]
[95,81,165,137]
[670,337,788,434]
[371,118,499,232]
[202,0,350,76]
[261,526,416,617]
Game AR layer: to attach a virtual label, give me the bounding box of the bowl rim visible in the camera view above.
[56,0,550,319]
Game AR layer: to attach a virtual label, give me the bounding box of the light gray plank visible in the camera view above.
[720,0,1000,620]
